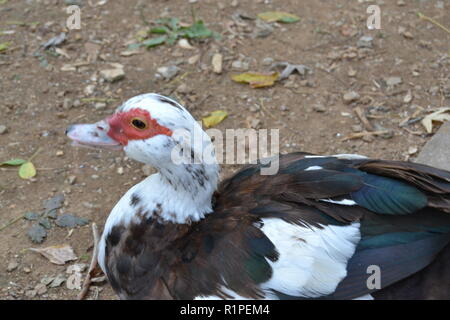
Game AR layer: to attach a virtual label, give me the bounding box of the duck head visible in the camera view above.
[66,93,218,172]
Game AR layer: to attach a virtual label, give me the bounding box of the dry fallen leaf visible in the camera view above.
[257,11,300,23]
[202,110,228,128]
[29,244,78,265]
[421,108,450,133]
[231,72,279,88]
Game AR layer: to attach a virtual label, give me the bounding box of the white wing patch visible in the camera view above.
[259,218,360,298]
[194,287,255,300]
[320,198,357,206]
[305,166,323,171]
[353,294,374,300]
[304,153,368,160]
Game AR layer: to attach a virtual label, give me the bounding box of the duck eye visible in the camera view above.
[131,118,148,130]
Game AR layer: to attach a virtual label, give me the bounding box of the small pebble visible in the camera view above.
[117,167,124,175]
[231,60,249,71]
[100,66,125,82]
[408,146,418,155]
[7,261,19,272]
[157,65,180,81]
[56,150,64,157]
[212,53,223,74]
[343,91,360,104]
[177,39,194,50]
[262,57,274,66]
[313,104,326,113]
[385,76,402,87]
[0,125,7,135]
[67,175,77,185]
[25,290,37,298]
[94,102,107,110]
[357,36,373,48]
[35,283,47,295]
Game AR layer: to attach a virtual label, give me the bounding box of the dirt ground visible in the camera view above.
[0,0,449,300]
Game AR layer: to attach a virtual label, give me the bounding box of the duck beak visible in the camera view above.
[66,120,123,151]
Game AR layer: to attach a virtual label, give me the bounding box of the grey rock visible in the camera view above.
[100,68,125,82]
[343,91,360,104]
[416,122,450,170]
[49,274,66,288]
[231,60,249,71]
[357,36,373,48]
[0,125,7,134]
[157,65,180,81]
[313,104,326,112]
[67,175,77,185]
[35,283,47,295]
[252,19,273,38]
[7,261,19,272]
[385,76,402,87]
[40,275,55,286]
[42,33,66,50]
[262,57,274,66]
[94,102,107,110]
[25,289,37,298]
[62,98,72,110]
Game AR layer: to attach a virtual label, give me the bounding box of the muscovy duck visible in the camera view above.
[66,93,450,300]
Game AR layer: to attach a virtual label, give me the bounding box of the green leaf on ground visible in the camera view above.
[0,41,11,53]
[150,26,170,34]
[142,36,167,48]
[19,162,36,179]
[1,158,27,166]
[180,20,213,39]
[142,18,217,48]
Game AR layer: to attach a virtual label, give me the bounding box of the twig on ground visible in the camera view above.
[354,107,374,131]
[417,12,450,35]
[341,130,389,141]
[78,223,100,300]
[0,214,24,232]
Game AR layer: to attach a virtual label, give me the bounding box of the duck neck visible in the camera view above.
[135,161,220,224]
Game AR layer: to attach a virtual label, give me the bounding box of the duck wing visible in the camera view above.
[212,152,450,299]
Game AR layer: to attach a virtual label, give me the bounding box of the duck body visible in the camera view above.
[99,152,450,300]
[67,93,450,300]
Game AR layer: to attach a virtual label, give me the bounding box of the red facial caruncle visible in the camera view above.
[107,108,173,146]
